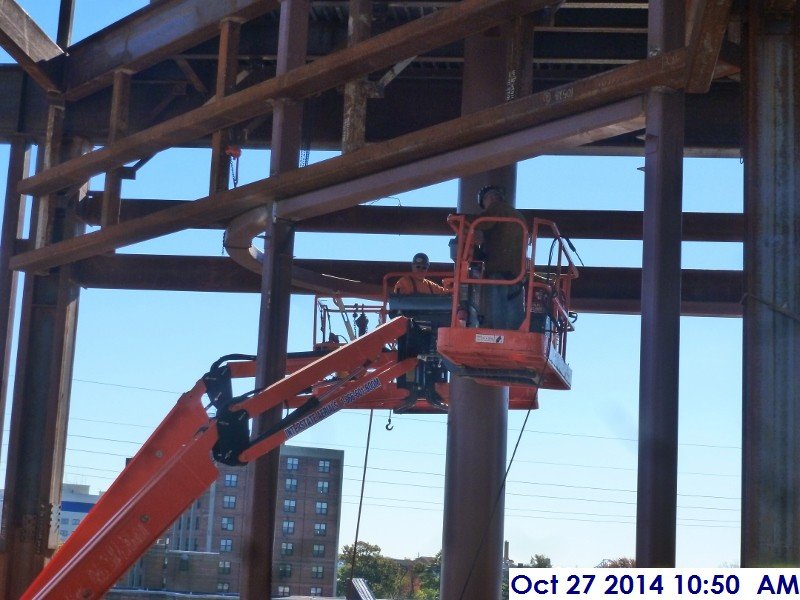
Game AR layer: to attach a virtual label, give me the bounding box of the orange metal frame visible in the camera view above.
[22,318,412,600]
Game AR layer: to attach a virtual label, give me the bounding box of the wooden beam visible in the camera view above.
[18,0,560,198]
[685,0,734,93]
[61,0,279,101]
[0,0,63,93]
[69,254,744,316]
[11,49,691,273]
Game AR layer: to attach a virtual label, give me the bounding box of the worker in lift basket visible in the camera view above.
[472,185,526,329]
[393,252,448,294]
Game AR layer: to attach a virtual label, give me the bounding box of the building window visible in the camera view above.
[59,529,69,537]
[317,480,329,494]
[279,563,293,578]
[285,477,298,492]
[224,473,238,487]
[71,518,80,525]
[222,495,236,509]
[284,499,296,513]
[218,560,231,575]
[220,538,232,552]
[318,460,331,473]
[179,555,189,571]
[312,565,324,579]
[217,582,230,592]
[311,587,323,597]
[221,516,234,531]
[314,523,327,536]
[315,501,328,515]
[281,542,294,556]
[278,586,290,597]
[282,520,295,535]
[60,518,69,525]
[312,543,325,557]
[286,457,299,471]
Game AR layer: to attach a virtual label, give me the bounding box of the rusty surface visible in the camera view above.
[741,3,800,567]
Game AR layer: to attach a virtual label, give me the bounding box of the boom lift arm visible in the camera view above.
[22,317,415,600]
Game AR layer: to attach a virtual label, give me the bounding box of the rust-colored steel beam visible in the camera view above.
[741,2,800,567]
[7,68,653,274]
[18,0,559,198]
[685,0,734,93]
[0,0,62,93]
[101,69,132,227]
[76,196,745,241]
[209,18,243,195]
[69,255,744,316]
[60,0,279,101]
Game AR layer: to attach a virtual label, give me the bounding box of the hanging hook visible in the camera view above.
[385,411,394,431]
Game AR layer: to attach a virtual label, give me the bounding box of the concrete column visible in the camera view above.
[741,3,800,567]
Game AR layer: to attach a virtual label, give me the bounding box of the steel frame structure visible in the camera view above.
[0,0,797,597]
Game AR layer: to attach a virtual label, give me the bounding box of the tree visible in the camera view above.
[337,541,406,599]
[597,557,636,567]
[529,554,552,568]
[412,551,441,599]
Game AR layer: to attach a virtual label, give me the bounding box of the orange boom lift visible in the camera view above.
[21,217,577,599]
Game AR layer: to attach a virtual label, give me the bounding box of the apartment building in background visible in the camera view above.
[108,444,344,598]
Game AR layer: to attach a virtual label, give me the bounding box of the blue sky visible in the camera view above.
[0,1,744,569]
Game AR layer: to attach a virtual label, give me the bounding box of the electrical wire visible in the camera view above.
[349,409,375,582]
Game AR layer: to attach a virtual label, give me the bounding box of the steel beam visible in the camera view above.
[1,139,87,599]
[76,194,745,241]
[18,0,559,199]
[0,0,62,93]
[241,0,309,596]
[101,69,132,227]
[0,140,29,575]
[209,18,243,195]
[60,0,279,101]
[684,0,734,93]
[635,0,685,569]
[69,255,744,316]
[741,3,800,567]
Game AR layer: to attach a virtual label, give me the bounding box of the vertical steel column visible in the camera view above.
[440,26,521,600]
[240,0,309,597]
[635,0,685,567]
[56,0,76,48]
[741,3,800,567]
[101,69,132,227]
[209,18,243,195]
[342,0,371,153]
[1,137,88,599]
[0,138,30,589]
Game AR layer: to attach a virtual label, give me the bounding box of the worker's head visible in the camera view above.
[477,185,506,210]
[412,252,430,273]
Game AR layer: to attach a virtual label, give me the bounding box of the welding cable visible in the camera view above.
[349,409,376,582]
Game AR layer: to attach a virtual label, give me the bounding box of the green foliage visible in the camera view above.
[337,541,406,599]
[412,551,441,600]
[597,557,636,567]
[529,554,552,568]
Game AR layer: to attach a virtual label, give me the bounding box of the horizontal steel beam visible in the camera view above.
[76,195,744,242]
[0,0,62,92]
[61,0,280,101]
[70,254,744,316]
[18,0,557,197]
